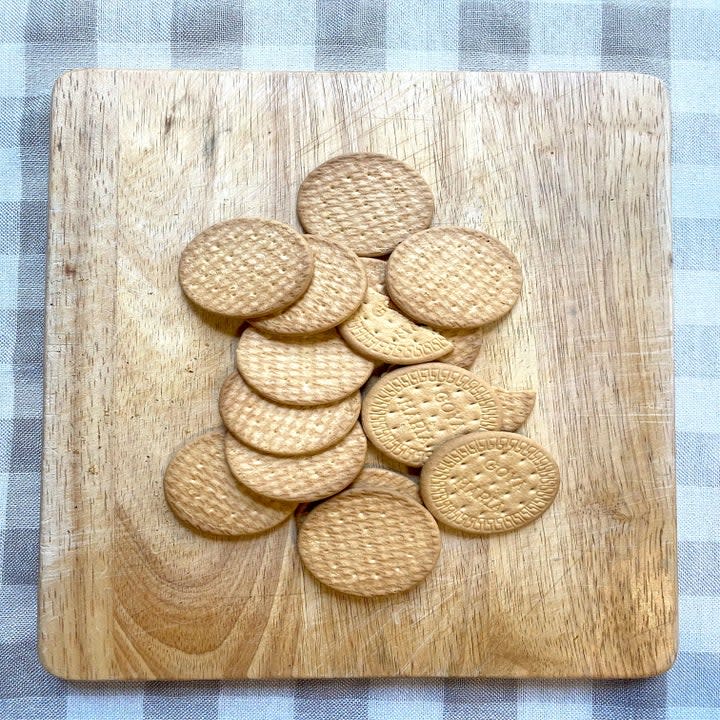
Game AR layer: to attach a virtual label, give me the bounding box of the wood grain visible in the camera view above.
[39,70,676,680]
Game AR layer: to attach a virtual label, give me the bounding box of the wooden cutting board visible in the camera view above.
[39,70,676,680]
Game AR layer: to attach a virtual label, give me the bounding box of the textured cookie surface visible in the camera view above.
[219,372,360,456]
[351,467,421,503]
[421,431,559,535]
[250,235,366,336]
[298,488,441,597]
[225,422,366,502]
[362,363,501,466]
[179,218,314,317]
[435,327,485,368]
[493,387,536,432]
[164,431,296,536]
[297,153,434,257]
[361,258,388,295]
[340,289,453,364]
[387,226,522,328]
[236,327,374,406]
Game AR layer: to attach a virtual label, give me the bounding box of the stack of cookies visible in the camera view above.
[164,153,560,598]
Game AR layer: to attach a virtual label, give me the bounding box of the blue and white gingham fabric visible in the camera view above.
[1,1,718,718]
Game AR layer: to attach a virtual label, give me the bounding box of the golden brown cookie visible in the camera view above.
[420,431,560,535]
[250,235,366,336]
[225,422,366,503]
[387,227,522,328]
[361,257,388,295]
[164,430,296,536]
[435,327,485,368]
[298,488,441,597]
[236,327,374,406]
[351,467,421,503]
[493,387,536,431]
[179,218,314,317]
[361,363,501,466]
[339,288,453,365]
[297,153,435,257]
[219,372,360,456]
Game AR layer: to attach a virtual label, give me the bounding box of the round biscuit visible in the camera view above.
[219,372,360,456]
[297,153,434,257]
[225,422,366,503]
[298,488,441,597]
[361,363,501,466]
[339,288,453,365]
[387,227,522,328]
[163,430,296,536]
[351,467,421,503]
[420,431,560,535]
[250,235,366,336]
[236,327,374,406]
[179,218,314,317]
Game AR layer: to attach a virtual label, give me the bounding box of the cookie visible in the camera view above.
[351,467,421,503]
[164,430,296,536]
[493,387,536,432]
[179,218,314,317]
[387,227,522,328]
[361,258,388,295]
[298,488,441,597]
[420,431,560,535]
[236,327,374,406]
[225,422,367,503]
[362,363,501,466]
[339,288,453,365]
[297,153,435,257]
[435,327,484,368]
[219,372,360,456]
[250,235,366,336]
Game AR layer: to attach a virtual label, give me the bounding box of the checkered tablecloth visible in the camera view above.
[1,1,718,718]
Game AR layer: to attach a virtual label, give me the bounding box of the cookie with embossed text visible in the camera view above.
[420,431,560,535]
[361,363,502,466]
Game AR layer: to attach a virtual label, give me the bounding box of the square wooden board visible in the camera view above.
[40,70,676,680]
